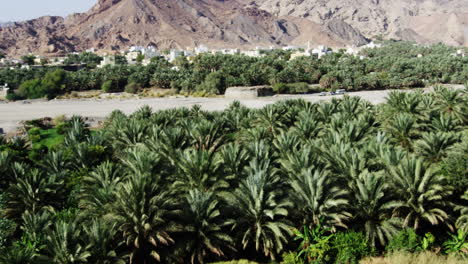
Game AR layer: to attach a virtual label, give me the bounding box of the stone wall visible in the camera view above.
[224,86,273,99]
[0,88,7,99]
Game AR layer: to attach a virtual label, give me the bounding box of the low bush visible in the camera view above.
[124,82,142,94]
[101,80,113,93]
[331,231,375,264]
[273,82,313,94]
[386,229,421,253]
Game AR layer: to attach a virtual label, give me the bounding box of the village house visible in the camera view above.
[451,49,467,57]
[99,55,116,68]
[0,83,10,98]
[311,45,331,59]
[290,50,312,60]
[168,50,184,62]
[194,45,209,54]
[126,51,141,64]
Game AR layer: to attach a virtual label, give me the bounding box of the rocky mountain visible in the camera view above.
[0,0,467,57]
[0,22,14,28]
[254,0,468,47]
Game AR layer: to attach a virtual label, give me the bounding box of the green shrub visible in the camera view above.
[124,82,142,94]
[0,194,16,251]
[16,69,65,99]
[273,83,288,94]
[196,71,227,95]
[28,144,47,161]
[282,252,305,264]
[386,229,421,253]
[331,231,374,264]
[28,127,42,143]
[289,82,310,94]
[55,122,69,135]
[443,230,467,255]
[294,224,334,264]
[101,80,113,93]
[5,91,22,101]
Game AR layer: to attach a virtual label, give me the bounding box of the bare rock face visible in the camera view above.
[254,0,468,46]
[326,19,369,46]
[0,0,467,57]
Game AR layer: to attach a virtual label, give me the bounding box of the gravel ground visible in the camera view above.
[0,88,431,134]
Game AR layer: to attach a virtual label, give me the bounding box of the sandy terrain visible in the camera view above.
[0,89,401,134]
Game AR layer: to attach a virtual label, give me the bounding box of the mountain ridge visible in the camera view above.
[0,0,466,57]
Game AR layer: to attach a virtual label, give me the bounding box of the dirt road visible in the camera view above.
[0,89,408,133]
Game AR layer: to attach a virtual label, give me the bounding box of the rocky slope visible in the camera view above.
[254,0,468,46]
[0,0,467,57]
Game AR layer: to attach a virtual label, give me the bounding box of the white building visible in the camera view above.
[168,50,184,62]
[0,83,10,98]
[241,50,262,57]
[282,45,302,51]
[195,45,209,54]
[364,41,382,49]
[129,46,145,53]
[126,51,141,64]
[311,45,331,59]
[143,46,160,58]
[184,50,195,57]
[99,55,116,68]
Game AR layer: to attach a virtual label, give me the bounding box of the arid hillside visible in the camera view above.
[0,0,467,57]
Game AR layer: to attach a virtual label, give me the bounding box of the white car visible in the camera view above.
[336,89,346,95]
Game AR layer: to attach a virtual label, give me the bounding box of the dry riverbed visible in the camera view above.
[0,87,458,134]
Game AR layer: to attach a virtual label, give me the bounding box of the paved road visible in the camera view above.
[0,89,407,134]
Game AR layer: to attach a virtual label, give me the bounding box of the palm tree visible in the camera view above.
[384,91,423,116]
[217,143,249,180]
[415,132,459,162]
[338,95,369,119]
[279,144,322,177]
[41,150,70,174]
[0,244,44,264]
[181,189,233,263]
[45,220,90,264]
[225,167,292,260]
[389,156,453,230]
[187,119,227,153]
[83,219,124,264]
[0,150,13,189]
[108,119,149,150]
[7,168,64,217]
[289,168,350,230]
[109,164,179,263]
[173,148,225,192]
[291,111,323,142]
[431,114,459,133]
[384,113,419,149]
[255,105,286,137]
[80,161,123,218]
[21,210,53,245]
[352,171,403,247]
[433,86,467,123]
[63,116,90,148]
[456,190,468,233]
[273,131,300,158]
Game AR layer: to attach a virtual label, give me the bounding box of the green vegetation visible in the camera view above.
[0,88,467,263]
[16,69,67,99]
[1,42,468,99]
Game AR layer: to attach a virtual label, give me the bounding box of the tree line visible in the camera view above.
[1,42,467,99]
[0,86,467,263]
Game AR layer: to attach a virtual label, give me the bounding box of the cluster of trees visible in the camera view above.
[0,87,466,263]
[1,42,467,99]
